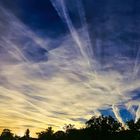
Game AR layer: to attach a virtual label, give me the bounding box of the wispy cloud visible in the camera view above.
[0,0,140,137]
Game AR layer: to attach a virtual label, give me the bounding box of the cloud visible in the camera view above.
[0,0,140,137]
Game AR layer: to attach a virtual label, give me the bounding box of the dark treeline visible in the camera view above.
[1,115,140,140]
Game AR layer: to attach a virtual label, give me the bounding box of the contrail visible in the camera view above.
[49,0,95,75]
[133,47,140,79]
[76,0,95,65]
[0,6,47,78]
[127,103,136,120]
[49,0,99,93]
[135,104,140,123]
[112,105,125,126]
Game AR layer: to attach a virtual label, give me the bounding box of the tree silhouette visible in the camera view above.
[126,119,137,131]
[36,127,54,140]
[14,135,20,140]
[54,131,65,140]
[86,115,122,132]
[25,129,30,139]
[135,118,140,130]
[63,124,75,133]
[1,115,140,140]
[127,118,140,131]
[0,129,14,140]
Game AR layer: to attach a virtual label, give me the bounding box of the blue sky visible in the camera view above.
[0,0,140,136]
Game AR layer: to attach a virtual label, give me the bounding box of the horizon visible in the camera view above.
[0,114,139,138]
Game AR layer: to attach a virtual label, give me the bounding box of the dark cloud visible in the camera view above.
[70,117,87,123]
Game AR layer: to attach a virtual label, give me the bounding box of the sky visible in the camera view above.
[0,0,140,137]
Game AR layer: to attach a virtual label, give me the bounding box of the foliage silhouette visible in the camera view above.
[86,115,122,132]
[54,130,65,140]
[126,118,140,132]
[0,115,140,140]
[0,129,14,140]
[36,127,54,140]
